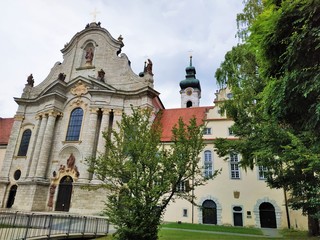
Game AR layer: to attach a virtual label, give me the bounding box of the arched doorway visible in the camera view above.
[55,176,73,211]
[6,185,17,208]
[259,202,277,228]
[202,200,217,224]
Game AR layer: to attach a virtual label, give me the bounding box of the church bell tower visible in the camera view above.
[179,56,201,108]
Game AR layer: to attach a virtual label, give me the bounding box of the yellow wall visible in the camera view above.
[163,89,307,230]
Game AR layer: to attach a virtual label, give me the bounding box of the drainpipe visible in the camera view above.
[283,187,291,229]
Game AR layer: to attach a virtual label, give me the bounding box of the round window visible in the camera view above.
[14,170,21,181]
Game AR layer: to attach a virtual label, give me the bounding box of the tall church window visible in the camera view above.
[204,150,213,178]
[66,108,83,141]
[17,129,32,156]
[230,152,240,179]
[187,101,192,108]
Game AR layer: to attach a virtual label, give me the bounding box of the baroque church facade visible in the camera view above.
[0,22,307,229]
[0,22,163,214]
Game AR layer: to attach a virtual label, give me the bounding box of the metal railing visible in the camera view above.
[0,211,109,239]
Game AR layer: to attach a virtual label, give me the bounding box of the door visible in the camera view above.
[202,200,217,224]
[259,202,276,228]
[233,206,243,226]
[233,212,243,226]
[55,176,73,211]
[6,185,17,208]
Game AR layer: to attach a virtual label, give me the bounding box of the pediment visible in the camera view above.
[68,75,117,93]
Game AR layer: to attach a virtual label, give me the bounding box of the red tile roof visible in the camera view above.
[0,118,14,145]
[158,107,213,142]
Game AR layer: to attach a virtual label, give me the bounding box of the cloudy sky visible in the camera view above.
[0,0,243,118]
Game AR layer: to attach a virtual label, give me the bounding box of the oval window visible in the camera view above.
[14,170,21,180]
[233,206,242,212]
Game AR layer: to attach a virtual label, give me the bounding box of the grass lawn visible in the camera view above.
[162,222,263,235]
[97,223,319,239]
[159,229,265,240]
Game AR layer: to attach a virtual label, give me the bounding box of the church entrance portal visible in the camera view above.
[55,176,73,211]
[259,202,277,228]
[6,185,17,208]
[202,200,217,224]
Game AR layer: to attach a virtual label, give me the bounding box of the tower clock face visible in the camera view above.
[186,88,193,96]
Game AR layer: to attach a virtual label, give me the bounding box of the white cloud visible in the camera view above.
[0,0,243,117]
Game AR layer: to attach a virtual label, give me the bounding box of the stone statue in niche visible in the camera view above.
[85,47,94,66]
[97,69,105,81]
[27,74,34,87]
[47,184,56,208]
[67,153,75,169]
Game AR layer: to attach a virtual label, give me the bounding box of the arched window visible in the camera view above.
[204,150,213,178]
[17,129,31,156]
[66,108,83,141]
[186,101,192,108]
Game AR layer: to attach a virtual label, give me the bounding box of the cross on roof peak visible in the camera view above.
[90,8,101,22]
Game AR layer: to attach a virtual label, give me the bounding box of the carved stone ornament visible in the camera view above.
[70,81,88,96]
[70,98,87,108]
[113,109,123,116]
[51,153,80,184]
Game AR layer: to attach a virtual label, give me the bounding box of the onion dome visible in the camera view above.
[179,56,201,90]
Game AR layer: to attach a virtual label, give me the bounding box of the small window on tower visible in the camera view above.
[187,101,192,108]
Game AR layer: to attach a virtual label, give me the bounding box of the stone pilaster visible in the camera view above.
[35,111,59,179]
[0,114,24,181]
[26,115,41,178]
[96,108,110,154]
[112,108,123,133]
[91,108,110,182]
[29,114,48,178]
[83,108,99,180]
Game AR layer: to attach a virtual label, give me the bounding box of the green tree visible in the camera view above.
[87,107,218,240]
[215,0,320,235]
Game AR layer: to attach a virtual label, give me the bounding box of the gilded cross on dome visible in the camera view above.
[90,8,100,22]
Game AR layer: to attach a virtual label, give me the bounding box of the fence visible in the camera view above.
[0,211,109,239]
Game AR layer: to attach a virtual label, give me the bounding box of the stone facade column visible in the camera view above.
[96,108,110,154]
[35,111,59,179]
[29,114,47,178]
[91,108,110,182]
[26,115,41,178]
[0,114,24,181]
[112,109,123,133]
[82,108,99,180]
